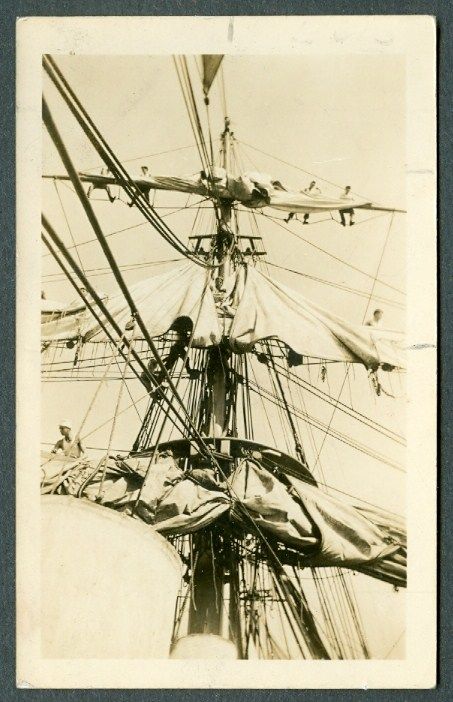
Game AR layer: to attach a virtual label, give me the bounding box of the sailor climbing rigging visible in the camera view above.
[141,324,200,392]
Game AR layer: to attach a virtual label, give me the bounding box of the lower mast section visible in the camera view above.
[188,343,234,641]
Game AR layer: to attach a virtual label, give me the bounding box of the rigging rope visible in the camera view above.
[311,211,398,473]
[42,220,201,446]
[247,375,405,473]
[52,346,117,468]
[53,178,85,273]
[264,260,405,311]
[173,56,223,232]
[42,258,184,283]
[42,220,149,259]
[265,342,307,465]
[272,358,405,445]
[383,628,405,658]
[219,63,228,121]
[362,211,396,323]
[257,211,406,297]
[42,232,145,385]
[311,369,350,474]
[43,54,215,268]
[235,338,380,655]
[82,140,213,173]
[286,369,360,658]
[97,337,135,499]
[280,350,371,658]
[131,273,212,510]
[42,100,232,460]
[173,56,212,178]
[238,140,401,208]
[42,196,211,261]
[257,360,397,658]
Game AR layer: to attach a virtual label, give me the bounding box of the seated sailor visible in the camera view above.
[51,420,85,459]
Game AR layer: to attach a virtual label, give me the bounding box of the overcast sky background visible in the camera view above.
[41,54,406,659]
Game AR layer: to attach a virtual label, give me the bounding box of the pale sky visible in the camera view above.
[41,54,406,659]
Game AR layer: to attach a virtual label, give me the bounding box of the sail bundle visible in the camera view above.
[41,451,406,588]
[42,261,405,371]
[42,261,222,346]
[77,166,377,215]
[230,266,405,369]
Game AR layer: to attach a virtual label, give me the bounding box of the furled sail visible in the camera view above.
[41,262,405,370]
[75,167,389,215]
[41,261,222,347]
[231,462,406,587]
[229,266,405,369]
[41,451,406,588]
[41,300,90,341]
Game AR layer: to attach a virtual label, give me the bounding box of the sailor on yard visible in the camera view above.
[128,165,152,207]
[87,167,116,203]
[284,180,321,224]
[51,420,85,459]
[339,185,355,226]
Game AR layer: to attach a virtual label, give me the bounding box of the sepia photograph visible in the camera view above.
[16,16,436,689]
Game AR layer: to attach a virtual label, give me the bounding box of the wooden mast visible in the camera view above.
[187,117,236,641]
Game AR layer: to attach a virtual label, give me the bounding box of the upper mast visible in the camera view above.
[219,116,234,280]
[187,115,236,642]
